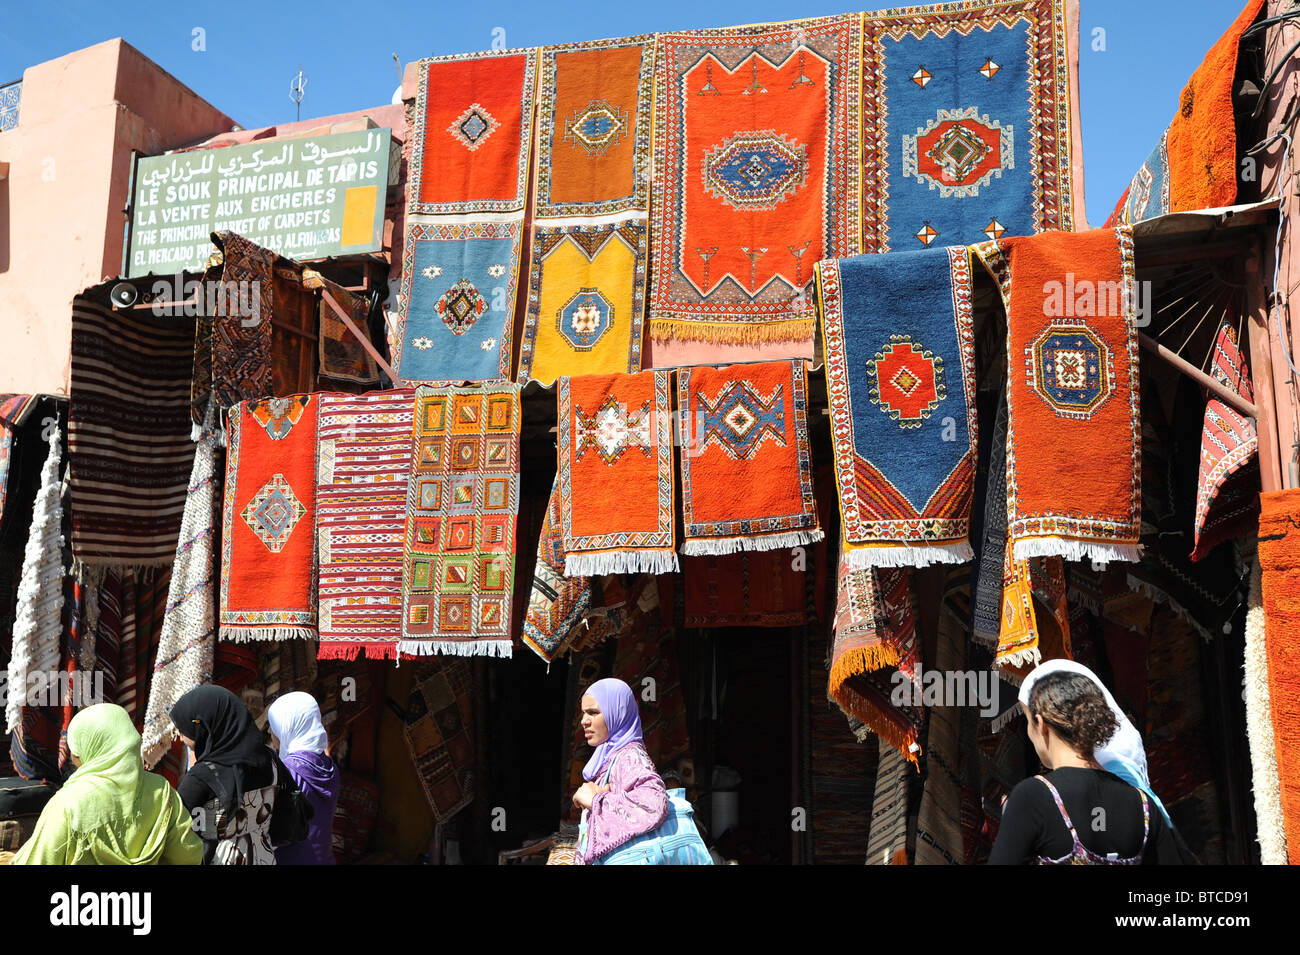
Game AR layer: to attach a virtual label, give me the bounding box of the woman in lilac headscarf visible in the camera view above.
[573,678,668,865]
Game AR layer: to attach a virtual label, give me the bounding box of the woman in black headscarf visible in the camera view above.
[169,685,282,865]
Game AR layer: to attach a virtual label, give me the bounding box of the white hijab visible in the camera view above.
[266,691,329,757]
[1017,659,1149,786]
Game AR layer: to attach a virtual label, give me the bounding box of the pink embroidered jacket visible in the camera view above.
[580,742,669,864]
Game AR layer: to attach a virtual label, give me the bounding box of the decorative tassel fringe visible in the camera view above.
[191,422,203,442]
[140,725,179,772]
[994,645,1041,670]
[828,688,920,769]
[647,317,816,346]
[1011,537,1142,565]
[565,549,680,577]
[683,527,824,557]
[396,639,513,659]
[1126,575,1214,642]
[73,558,171,582]
[842,541,973,570]
[1243,552,1288,864]
[828,643,902,694]
[222,626,318,643]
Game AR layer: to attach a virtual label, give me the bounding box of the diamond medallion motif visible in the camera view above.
[448,103,500,151]
[435,279,488,336]
[703,130,808,211]
[242,474,306,553]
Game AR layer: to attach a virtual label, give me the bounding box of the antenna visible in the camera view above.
[289,66,307,121]
[393,53,402,83]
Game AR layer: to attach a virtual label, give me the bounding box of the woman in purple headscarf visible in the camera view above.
[572,678,668,865]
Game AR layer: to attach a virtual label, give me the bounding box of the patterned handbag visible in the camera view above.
[580,755,713,866]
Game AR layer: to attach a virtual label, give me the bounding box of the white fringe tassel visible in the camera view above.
[222,626,318,643]
[396,639,513,659]
[1243,550,1288,865]
[842,540,973,570]
[565,549,680,577]
[682,527,824,557]
[990,704,1023,734]
[1011,537,1143,565]
[994,645,1041,670]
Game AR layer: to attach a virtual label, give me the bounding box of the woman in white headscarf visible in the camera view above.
[1018,659,1171,825]
[266,692,339,865]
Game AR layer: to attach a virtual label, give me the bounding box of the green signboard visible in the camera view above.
[127,127,392,276]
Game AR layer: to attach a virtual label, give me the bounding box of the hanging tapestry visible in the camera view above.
[1164,0,1264,213]
[534,36,653,218]
[0,394,35,529]
[219,395,319,641]
[649,14,862,346]
[995,550,1071,675]
[141,402,220,769]
[401,383,521,657]
[307,272,380,388]
[861,0,1082,253]
[394,220,521,384]
[404,658,476,823]
[68,296,195,571]
[520,36,653,384]
[976,225,1142,564]
[316,389,416,661]
[682,550,810,629]
[407,50,536,217]
[818,246,977,568]
[678,360,820,555]
[557,369,677,575]
[828,557,924,766]
[866,744,911,865]
[522,477,593,664]
[1113,131,1170,226]
[1191,321,1259,561]
[5,429,64,735]
[519,222,647,384]
[914,593,968,866]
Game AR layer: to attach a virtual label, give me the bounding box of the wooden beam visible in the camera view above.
[1245,239,1287,491]
[1138,333,1259,418]
[320,287,398,382]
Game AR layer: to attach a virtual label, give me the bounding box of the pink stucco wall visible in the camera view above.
[0,39,235,395]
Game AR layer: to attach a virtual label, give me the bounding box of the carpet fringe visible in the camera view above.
[843,540,973,570]
[1126,575,1215,642]
[647,317,815,345]
[396,639,513,659]
[221,626,318,643]
[827,686,921,769]
[990,704,1022,734]
[682,527,824,557]
[994,645,1041,670]
[1011,537,1142,565]
[565,549,680,577]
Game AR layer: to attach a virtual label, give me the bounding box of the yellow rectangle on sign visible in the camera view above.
[341,185,378,246]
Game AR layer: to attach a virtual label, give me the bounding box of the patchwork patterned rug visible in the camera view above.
[397,50,536,385]
[68,297,195,571]
[678,360,820,555]
[818,246,977,568]
[403,658,475,823]
[861,0,1081,252]
[828,557,924,767]
[521,477,592,664]
[400,383,521,657]
[649,14,861,345]
[519,36,652,385]
[316,389,415,661]
[208,232,276,416]
[977,226,1142,564]
[557,370,677,575]
[1191,321,1259,561]
[219,395,319,641]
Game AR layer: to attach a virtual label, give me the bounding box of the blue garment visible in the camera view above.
[583,789,713,866]
[274,751,340,865]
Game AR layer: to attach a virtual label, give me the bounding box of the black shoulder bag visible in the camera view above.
[268,754,314,848]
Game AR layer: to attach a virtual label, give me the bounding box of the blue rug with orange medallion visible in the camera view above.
[818,245,978,568]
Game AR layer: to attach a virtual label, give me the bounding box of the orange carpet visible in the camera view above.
[1166,0,1264,212]
[1256,489,1300,863]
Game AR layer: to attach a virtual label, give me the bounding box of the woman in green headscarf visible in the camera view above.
[13,703,202,865]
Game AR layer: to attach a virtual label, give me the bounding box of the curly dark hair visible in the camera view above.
[1026,671,1118,755]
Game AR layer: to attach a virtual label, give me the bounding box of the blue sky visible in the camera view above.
[0,0,1253,225]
